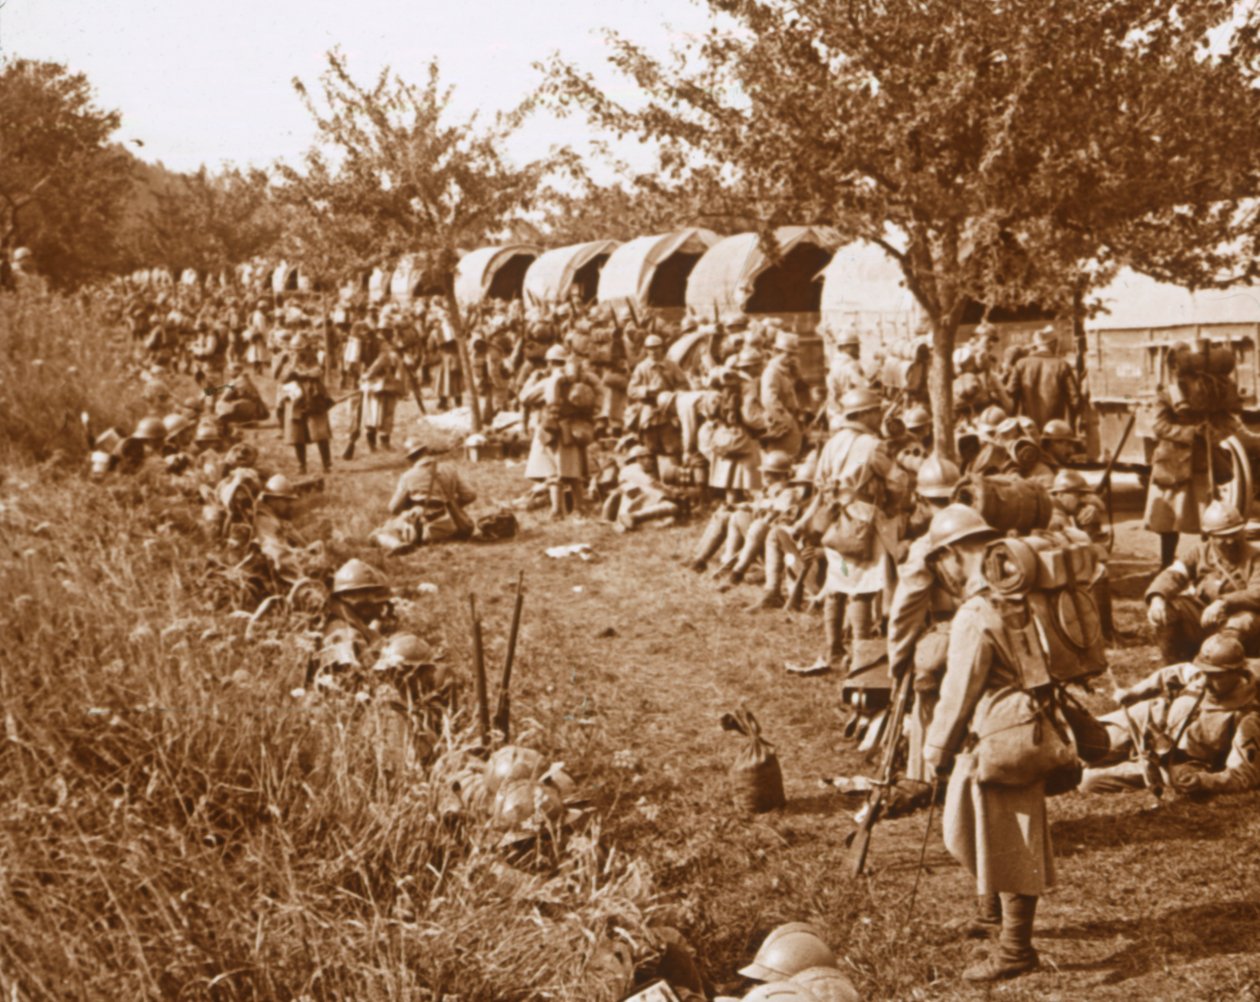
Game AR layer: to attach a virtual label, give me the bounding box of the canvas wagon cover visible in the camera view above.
[685,225,842,317]
[522,239,620,305]
[597,228,719,310]
[454,244,540,308]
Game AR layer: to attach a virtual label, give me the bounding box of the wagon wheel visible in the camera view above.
[287,576,330,615]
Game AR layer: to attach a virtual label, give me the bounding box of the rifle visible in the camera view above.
[470,595,490,748]
[493,571,525,741]
[1100,411,1136,552]
[849,671,913,875]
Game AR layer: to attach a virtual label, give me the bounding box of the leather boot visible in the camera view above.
[946,893,1002,940]
[690,512,728,571]
[823,593,845,668]
[548,484,566,521]
[762,533,785,602]
[366,429,377,452]
[1160,532,1179,568]
[847,594,874,640]
[964,894,1039,982]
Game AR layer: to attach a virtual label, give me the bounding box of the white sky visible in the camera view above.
[2,0,716,176]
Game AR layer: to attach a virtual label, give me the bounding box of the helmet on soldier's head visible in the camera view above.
[1195,633,1247,673]
[761,450,794,475]
[742,982,814,1002]
[835,329,861,349]
[1033,325,1058,351]
[375,633,433,670]
[133,417,167,442]
[739,923,837,982]
[789,966,860,1002]
[1041,419,1077,442]
[545,344,567,364]
[736,346,765,370]
[841,387,882,419]
[403,438,428,463]
[926,504,999,556]
[978,405,1007,433]
[332,558,388,597]
[790,451,818,485]
[162,413,192,438]
[1051,469,1089,494]
[262,474,296,499]
[629,444,653,462]
[773,331,800,354]
[484,744,547,795]
[644,334,664,349]
[916,453,960,500]
[1202,500,1245,537]
[903,404,931,431]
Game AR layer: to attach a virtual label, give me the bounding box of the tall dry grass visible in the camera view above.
[0,295,660,1000]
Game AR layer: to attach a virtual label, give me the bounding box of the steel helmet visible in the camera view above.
[545,344,567,363]
[835,329,861,349]
[739,924,836,982]
[491,778,564,831]
[789,967,860,1002]
[915,453,960,500]
[193,416,223,443]
[736,347,765,369]
[773,331,800,353]
[12,246,32,263]
[840,387,882,418]
[331,558,388,597]
[374,633,434,670]
[977,405,1007,432]
[1051,468,1089,494]
[133,416,167,442]
[1195,633,1247,673]
[629,444,654,462]
[761,450,794,475]
[484,744,547,795]
[1033,325,1058,350]
[903,404,931,431]
[262,473,297,499]
[742,982,814,1002]
[791,451,818,485]
[927,503,999,556]
[403,438,429,463]
[162,413,192,438]
[1202,500,1245,536]
[644,334,664,349]
[1041,419,1077,442]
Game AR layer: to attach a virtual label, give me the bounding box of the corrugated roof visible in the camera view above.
[597,228,719,312]
[684,225,843,316]
[523,239,620,304]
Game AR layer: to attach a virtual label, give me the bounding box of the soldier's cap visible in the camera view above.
[643,334,664,349]
[404,438,429,462]
[1194,633,1247,673]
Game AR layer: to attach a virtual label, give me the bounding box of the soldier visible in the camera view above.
[1081,633,1260,796]
[627,334,688,458]
[382,440,476,539]
[806,387,906,669]
[923,504,1059,982]
[311,559,396,689]
[703,351,766,499]
[602,444,686,532]
[964,405,1015,475]
[760,331,803,458]
[1145,500,1260,660]
[362,340,408,451]
[1039,419,1079,468]
[215,364,269,424]
[1005,326,1079,430]
[282,345,334,475]
[826,329,866,429]
[520,345,601,520]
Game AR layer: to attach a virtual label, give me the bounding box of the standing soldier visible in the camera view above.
[520,346,601,520]
[1005,326,1079,431]
[362,340,408,451]
[627,333,689,459]
[760,331,804,458]
[923,505,1061,982]
[282,344,334,475]
[806,387,906,669]
[826,328,867,429]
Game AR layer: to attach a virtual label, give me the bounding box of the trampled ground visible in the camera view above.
[253,389,1260,1002]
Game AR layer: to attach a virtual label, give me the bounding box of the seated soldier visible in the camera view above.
[215,364,270,424]
[720,450,795,588]
[601,445,685,532]
[1081,633,1260,796]
[745,451,818,610]
[1040,419,1080,468]
[1146,501,1260,660]
[371,440,477,553]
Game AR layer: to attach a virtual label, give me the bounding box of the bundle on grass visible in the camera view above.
[0,467,661,1000]
[720,707,786,814]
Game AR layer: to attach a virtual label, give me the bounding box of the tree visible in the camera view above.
[0,58,134,287]
[544,0,1260,455]
[278,50,576,430]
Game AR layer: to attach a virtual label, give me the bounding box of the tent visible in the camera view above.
[684,226,842,319]
[389,254,444,302]
[597,228,720,317]
[818,241,928,350]
[271,262,306,295]
[454,244,540,308]
[522,239,620,305]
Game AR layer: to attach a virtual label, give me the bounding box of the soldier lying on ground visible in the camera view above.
[1081,633,1260,796]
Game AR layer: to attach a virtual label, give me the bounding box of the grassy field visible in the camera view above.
[3,296,1259,1000]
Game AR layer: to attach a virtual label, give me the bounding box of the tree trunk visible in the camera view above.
[928,315,959,463]
[444,283,483,433]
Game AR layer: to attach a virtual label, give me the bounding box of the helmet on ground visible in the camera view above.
[332,558,388,597]
[133,416,167,442]
[927,504,999,556]
[491,778,564,831]
[739,923,837,982]
[1195,633,1247,673]
[644,334,664,349]
[789,967,860,1002]
[840,387,882,419]
[761,450,794,475]
[262,474,296,499]
[743,982,814,1002]
[484,744,547,795]
[375,633,434,670]
[545,344,567,363]
[1041,419,1076,442]
[835,329,861,349]
[1202,500,1245,537]
[162,413,192,438]
[1051,469,1089,494]
[193,416,223,444]
[773,331,800,353]
[903,405,931,431]
[916,453,960,500]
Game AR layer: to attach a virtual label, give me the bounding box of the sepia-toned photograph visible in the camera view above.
[3,1,1260,998]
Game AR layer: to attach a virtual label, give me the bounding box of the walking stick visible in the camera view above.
[904,775,941,932]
